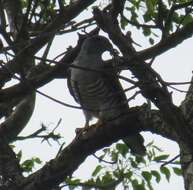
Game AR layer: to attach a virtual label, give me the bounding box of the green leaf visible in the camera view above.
[92,165,103,177]
[173,160,181,165]
[131,179,146,190]
[152,145,163,152]
[120,16,128,30]
[143,12,152,22]
[147,181,154,190]
[151,170,161,183]
[146,140,154,147]
[124,171,133,179]
[111,151,118,162]
[172,167,182,176]
[131,160,138,168]
[103,147,110,154]
[17,150,22,161]
[116,143,128,157]
[135,156,146,164]
[146,0,154,15]
[21,159,34,172]
[160,166,171,182]
[153,154,169,161]
[173,12,181,24]
[65,177,81,190]
[183,15,193,26]
[70,179,81,185]
[143,28,151,36]
[142,171,152,182]
[82,187,91,190]
[34,157,42,164]
[101,172,113,183]
[149,38,154,45]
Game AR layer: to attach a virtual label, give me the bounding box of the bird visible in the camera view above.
[67,35,146,156]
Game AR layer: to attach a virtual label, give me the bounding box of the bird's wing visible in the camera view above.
[100,61,127,103]
[66,66,80,103]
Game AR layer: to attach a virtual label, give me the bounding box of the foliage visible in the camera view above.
[0,0,192,189]
[120,0,193,44]
[62,141,182,190]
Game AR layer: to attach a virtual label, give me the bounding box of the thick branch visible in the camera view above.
[9,106,176,190]
[0,94,36,142]
[181,77,193,125]
[93,7,192,148]
[138,20,193,60]
[0,0,96,87]
[26,0,96,54]
[0,28,101,102]
[0,140,24,189]
[3,0,23,40]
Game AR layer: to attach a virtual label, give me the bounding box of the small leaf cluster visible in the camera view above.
[120,0,193,44]
[63,141,182,190]
[17,150,42,173]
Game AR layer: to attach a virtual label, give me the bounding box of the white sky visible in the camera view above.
[1,2,193,189]
[13,32,193,190]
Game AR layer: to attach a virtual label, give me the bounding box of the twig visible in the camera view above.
[118,75,137,85]
[53,51,67,61]
[148,57,156,66]
[166,81,193,85]
[16,125,47,140]
[168,85,189,93]
[161,154,180,167]
[40,36,55,65]
[127,91,141,102]
[56,142,66,158]
[93,153,117,164]
[121,14,158,29]
[36,89,81,109]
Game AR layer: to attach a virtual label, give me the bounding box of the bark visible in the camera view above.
[0,1,193,190]
[0,141,24,189]
[0,94,36,142]
[180,77,193,190]
[6,106,176,190]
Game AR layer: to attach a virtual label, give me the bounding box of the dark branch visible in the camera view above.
[138,20,193,60]
[10,106,176,190]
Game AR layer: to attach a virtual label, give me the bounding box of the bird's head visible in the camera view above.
[81,35,114,55]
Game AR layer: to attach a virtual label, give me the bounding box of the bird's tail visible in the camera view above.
[122,133,146,156]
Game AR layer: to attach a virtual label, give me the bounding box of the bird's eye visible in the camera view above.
[101,50,112,61]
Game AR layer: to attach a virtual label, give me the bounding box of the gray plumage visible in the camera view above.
[68,35,146,155]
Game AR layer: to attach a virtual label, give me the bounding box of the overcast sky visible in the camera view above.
[7,2,193,189]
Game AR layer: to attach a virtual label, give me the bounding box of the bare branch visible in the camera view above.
[138,20,193,60]
[93,6,193,149]
[0,0,97,87]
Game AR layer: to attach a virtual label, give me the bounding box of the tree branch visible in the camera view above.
[3,0,23,40]
[0,0,97,87]
[9,106,176,190]
[181,77,193,125]
[0,28,100,102]
[0,140,24,189]
[0,93,36,143]
[138,20,193,60]
[93,7,193,149]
